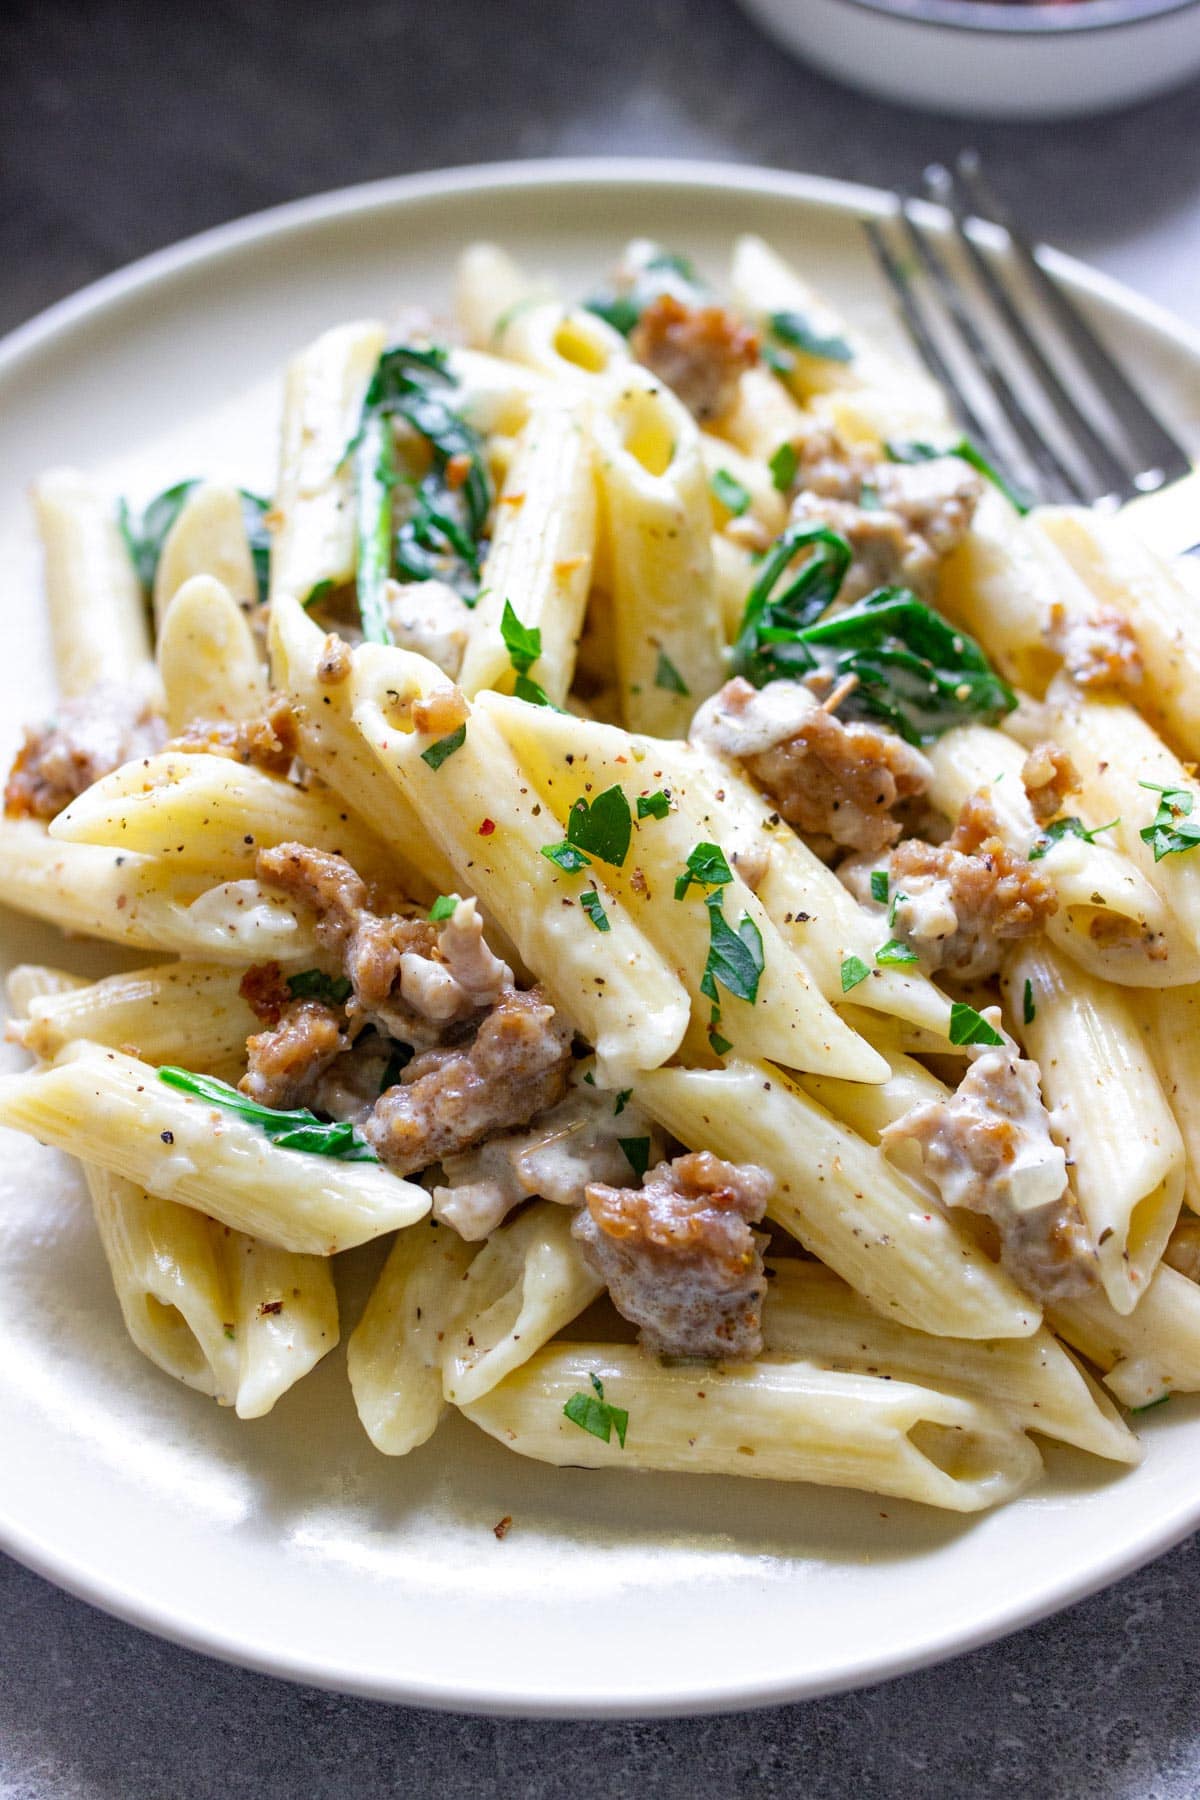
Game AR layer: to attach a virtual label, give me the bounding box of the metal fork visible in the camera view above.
[863,153,1197,543]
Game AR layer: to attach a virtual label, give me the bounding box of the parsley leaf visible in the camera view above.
[541,841,592,874]
[563,1371,628,1448]
[708,1011,734,1056]
[768,310,853,364]
[674,842,734,899]
[769,441,798,493]
[285,969,353,1005]
[870,870,890,905]
[566,786,633,867]
[948,1002,1005,1048]
[1138,780,1200,861]
[654,650,690,696]
[618,1136,652,1180]
[1023,978,1036,1025]
[637,790,671,820]
[1029,816,1119,860]
[701,893,765,1005]
[583,248,708,338]
[840,955,870,993]
[500,599,542,676]
[614,1089,632,1115]
[711,468,752,517]
[512,672,558,709]
[420,724,467,770]
[428,894,459,921]
[579,890,611,932]
[1130,1392,1171,1414]
[875,939,918,968]
[157,1067,377,1161]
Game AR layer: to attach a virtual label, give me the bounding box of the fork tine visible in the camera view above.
[862,218,1012,475]
[925,163,1131,504]
[895,197,1088,506]
[956,152,1193,491]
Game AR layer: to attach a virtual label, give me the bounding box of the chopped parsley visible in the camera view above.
[618,1136,652,1180]
[767,310,854,364]
[566,786,633,867]
[700,894,764,1005]
[870,869,890,905]
[584,248,708,337]
[948,1002,1005,1048]
[1028,816,1119,860]
[768,441,798,493]
[1023,978,1036,1025]
[840,955,870,993]
[579,889,611,932]
[286,969,353,1005]
[500,599,542,676]
[428,894,459,922]
[707,1007,734,1057]
[157,1067,377,1161]
[563,1372,628,1448]
[875,939,918,968]
[1130,1393,1171,1414]
[654,650,690,696]
[1138,781,1200,862]
[512,672,557,709]
[637,790,671,821]
[541,841,592,874]
[674,841,734,899]
[613,1089,633,1116]
[711,468,752,517]
[420,723,467,770]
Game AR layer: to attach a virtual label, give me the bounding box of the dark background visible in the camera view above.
[3,2,1200,1795]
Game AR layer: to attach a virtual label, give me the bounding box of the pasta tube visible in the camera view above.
[927,723,1191,986]
[347,1219,475,1454]
[18,960,258,1075]
[445,346,551,437]
[482,696,888,1082]
[32,467,153,696]
[593,365,726,734]
[50,751,395,886]
[1004,942,1184,1314]
[459,392,597,705]
[636,1060,1040,1340]
[351,645,690,1076]
[270,319,385,604]
[1033,506,1200,761]
[152,482,258,621]
[762,1259,1136,1463]
[461,1344,1042,1511]
[1051,1265,1200,1408]
[157,575,269,733]
[268,593,455,901]
[0,1043,428,1254]
[0,821,317,963]
[1140,984,1200,1215]
[441,1202,604,1405]
[87,1166,338,1418]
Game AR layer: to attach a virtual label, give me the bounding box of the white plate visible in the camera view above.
[2,159,1200,1720]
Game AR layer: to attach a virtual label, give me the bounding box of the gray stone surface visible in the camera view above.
[3,0,1200,1789]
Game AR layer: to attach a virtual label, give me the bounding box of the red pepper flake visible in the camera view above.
[478,818,496,836]
[258,1299,284,1316]
[493,1515,513,1541]
[445,452,472,490]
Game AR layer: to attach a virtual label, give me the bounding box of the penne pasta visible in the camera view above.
[32,467,154,696]
[1003,942,1184,1314]
[636,1060,1040,1340]
[347,1219,475,1454]
[0,1042,429,1255]
[270,319,386,605]
[592,365,726,734]
[17,960,259,1075]
[461,1343,1042,1511]
[1051,1264,1200,1409]
[459,392,597,705]
[1140,984,1200,1215]
[152,482,258,622]
[441,1201,604,1405]
[157,575,269,733]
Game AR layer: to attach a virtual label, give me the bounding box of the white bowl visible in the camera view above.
[736,0,1200,118]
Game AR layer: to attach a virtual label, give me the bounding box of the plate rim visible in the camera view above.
[2,154,1199,1718]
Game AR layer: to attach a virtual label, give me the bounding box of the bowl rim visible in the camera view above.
[817,0,1200,36]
